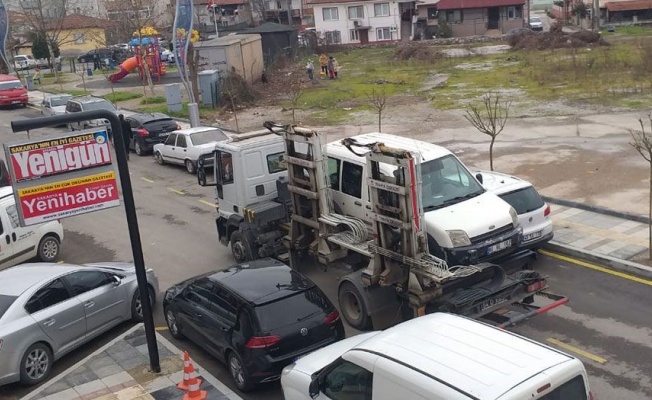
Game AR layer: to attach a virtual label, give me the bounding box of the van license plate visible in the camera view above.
[523,230,542,242]
[487,239,511,255]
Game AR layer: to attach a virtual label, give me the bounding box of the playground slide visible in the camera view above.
[107,57,139,83]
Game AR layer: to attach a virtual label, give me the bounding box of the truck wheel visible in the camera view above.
[230,231,252,262]
[338,281,371,330]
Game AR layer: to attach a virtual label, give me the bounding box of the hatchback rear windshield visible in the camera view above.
[50,96,72,106]
[0,81,23,91]
[499,186,545,214]
[540,375,587,400]
[144,118,176,130]
[254,287,331,331]
[0,294,17,319]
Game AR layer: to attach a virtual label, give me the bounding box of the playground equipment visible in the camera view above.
[108,28,166,84]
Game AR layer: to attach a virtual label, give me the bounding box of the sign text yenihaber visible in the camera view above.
[4,130,120,226]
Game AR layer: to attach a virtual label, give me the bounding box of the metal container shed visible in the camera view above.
[194,34,264,84]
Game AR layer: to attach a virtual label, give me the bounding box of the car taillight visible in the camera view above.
[137,128,149,138]
[323,310,340,325]
[527,280,545,293]
[245,335,281,349]
[543,203,551,217]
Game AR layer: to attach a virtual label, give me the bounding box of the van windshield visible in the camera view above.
[0,81,23,91]
[539,375,588,400]
[421,154,484,211]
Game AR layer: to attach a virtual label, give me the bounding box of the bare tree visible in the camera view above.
[464,92,511,171]
[367,87,388,132]
[629,116,652,259]
[286,84,303,124]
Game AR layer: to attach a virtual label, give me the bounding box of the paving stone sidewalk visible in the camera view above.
[23,325,243,400]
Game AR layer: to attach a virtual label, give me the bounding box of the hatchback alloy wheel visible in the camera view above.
[166,309,182,338]
[229,354,245,387]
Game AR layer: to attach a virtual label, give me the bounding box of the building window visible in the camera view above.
[427,7,438,19]
[446,10,462,23]
[348,5,364,19]
[323,7,339,20]
[374,3,389,16]
[325,30,342,44]
[506,6,522,19]
[376,27,391,40]
[73,33,85,44]
[350,29,360,41]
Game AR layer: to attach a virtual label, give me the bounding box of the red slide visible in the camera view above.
[107,57,139,83]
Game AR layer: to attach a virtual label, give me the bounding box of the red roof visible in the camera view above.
[44,13,115,30]
[436,0,524,10]
[606,0,652,11]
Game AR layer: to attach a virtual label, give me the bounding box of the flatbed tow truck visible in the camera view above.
[197,122,567,330]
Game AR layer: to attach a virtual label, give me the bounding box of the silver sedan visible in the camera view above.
[0,262,159,386]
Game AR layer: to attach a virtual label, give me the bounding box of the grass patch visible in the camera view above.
[103,91,143,102]
[601,25,651,36]
[140,96,166,105]
[137,102,213,119]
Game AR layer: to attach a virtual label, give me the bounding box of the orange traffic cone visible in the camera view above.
[177,351,202,391]
[182,374,207,400]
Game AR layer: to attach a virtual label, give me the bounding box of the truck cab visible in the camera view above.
[202,131,521,266]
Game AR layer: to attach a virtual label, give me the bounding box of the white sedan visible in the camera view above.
[475,170,553,249]
[153,127,229,174]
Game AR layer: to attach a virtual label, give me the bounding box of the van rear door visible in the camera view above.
[499,359,590,400]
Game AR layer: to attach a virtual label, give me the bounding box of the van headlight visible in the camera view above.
[447,230,471,247]
[509,207,519,227]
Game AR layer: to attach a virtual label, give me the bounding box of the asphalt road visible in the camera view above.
[0,107,651,399]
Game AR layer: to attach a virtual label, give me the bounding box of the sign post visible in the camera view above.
[10,111,161,373]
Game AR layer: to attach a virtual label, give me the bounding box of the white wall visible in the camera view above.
[314,1,401,44]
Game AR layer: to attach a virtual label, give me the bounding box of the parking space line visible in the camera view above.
[167,187,185,195]
[539,249,652,287]
[546,338,607,364]
[199,199,218,208]
[155,326,168,331]
[27,105,40,111]
[141,177,154,183]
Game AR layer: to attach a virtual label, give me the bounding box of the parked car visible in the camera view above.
[529,16,544,31]
[41,94,73,118]
[163,258,345,392]
[64,96,118,134]
[77,48,114,64]
[160,49,176,64]
[0,186,64,269]
[281,313,592,400]
[0,74,28,107]
[475,170,553,248]
[153,127,229,174]
[124,113,181,156]
[13,55,37,71]
[0,262,158,386]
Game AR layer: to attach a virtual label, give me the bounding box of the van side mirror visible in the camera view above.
[475,173,483,184]
[308,375,321,398]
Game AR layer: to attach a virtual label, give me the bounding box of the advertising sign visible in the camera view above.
[173,0,195,101]
[4,130,120,226]
[0,0,9,73]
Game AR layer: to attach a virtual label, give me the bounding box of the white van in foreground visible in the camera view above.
[281,313,591,400]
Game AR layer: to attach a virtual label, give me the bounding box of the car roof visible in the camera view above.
[0,74,21,82]
[475,170,532,195]
[351,313,573,399]
[207,258,315,304]
[0,263,82,296]
[128,112,172,123]
[0,185,14,201]
[326,133,453,164]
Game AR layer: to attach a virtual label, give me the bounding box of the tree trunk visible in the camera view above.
[231,97,239,132]
[489,137,496,171]
[187,44,200,103]
[378,111,382,132]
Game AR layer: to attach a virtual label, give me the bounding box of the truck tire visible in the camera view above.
[230,231,253,262]
[338,281,371,330]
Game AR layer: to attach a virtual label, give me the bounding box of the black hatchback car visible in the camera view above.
[124,113,180,156]
[163,259,345,392]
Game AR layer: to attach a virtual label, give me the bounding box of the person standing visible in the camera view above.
[306,60,315,81]
[327,56,335,79]
[319,53,328,78]
[332,57,339,79]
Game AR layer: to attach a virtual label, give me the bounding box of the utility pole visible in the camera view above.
[593,0,599,31]
[212,5,219,37]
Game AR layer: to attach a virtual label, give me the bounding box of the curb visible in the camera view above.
[543,195,649,225]
[544,240,652,280]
